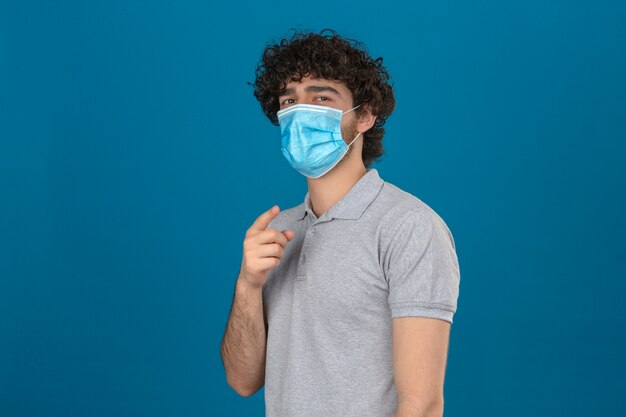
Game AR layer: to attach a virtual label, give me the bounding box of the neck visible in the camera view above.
[306,149,367,219]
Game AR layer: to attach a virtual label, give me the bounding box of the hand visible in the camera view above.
[239,205,295,289]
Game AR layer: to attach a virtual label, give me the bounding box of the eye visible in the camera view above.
[314,96,330,102]
[281,98,295,105]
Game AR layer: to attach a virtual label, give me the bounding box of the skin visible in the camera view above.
[221,75,451,417]
[220,204,292,397]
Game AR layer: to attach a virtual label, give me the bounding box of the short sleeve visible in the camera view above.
[382,209,460,324]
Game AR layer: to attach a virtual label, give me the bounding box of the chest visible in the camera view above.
[264,218,390,329]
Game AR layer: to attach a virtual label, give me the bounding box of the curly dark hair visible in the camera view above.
[249,28,396,168]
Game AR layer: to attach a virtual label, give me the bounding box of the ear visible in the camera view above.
[356,103,377,133]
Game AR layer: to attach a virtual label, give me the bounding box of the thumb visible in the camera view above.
[282,230,295,241]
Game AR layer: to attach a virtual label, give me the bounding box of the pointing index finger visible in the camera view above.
[250,205,280,231]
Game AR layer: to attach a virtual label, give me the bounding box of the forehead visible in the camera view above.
[281,75,351,97]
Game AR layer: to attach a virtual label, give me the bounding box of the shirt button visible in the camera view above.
[308,228,317,237]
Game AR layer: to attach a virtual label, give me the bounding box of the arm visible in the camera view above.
[381,209,460,415]
[220,205,295,397]
[220,275,268,397]
[392,317,451,417]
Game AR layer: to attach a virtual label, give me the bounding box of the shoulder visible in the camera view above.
[375,180,454,248]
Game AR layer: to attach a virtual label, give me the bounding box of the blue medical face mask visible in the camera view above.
[277,103,363,178]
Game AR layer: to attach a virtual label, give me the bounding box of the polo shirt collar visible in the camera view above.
[298,168,384,221]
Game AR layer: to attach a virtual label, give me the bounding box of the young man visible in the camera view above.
[221,29,460,417]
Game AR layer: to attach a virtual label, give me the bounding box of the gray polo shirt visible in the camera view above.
[262,168,460,417]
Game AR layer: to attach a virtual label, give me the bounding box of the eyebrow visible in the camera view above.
[278,85,342,98]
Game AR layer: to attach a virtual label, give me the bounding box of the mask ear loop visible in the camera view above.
[343,103,363,147]
[347,131,361,147]
[342,103,363,115]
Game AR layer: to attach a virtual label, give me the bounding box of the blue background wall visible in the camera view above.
[1,1,624,416]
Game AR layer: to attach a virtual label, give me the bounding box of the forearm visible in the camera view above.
[395,396,444,417]
[221,277,267,397]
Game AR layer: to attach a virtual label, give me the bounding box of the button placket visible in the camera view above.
[297,217,323,280]
[297,216,331,281]
[296,220,311,280]
[296,243,307,280]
